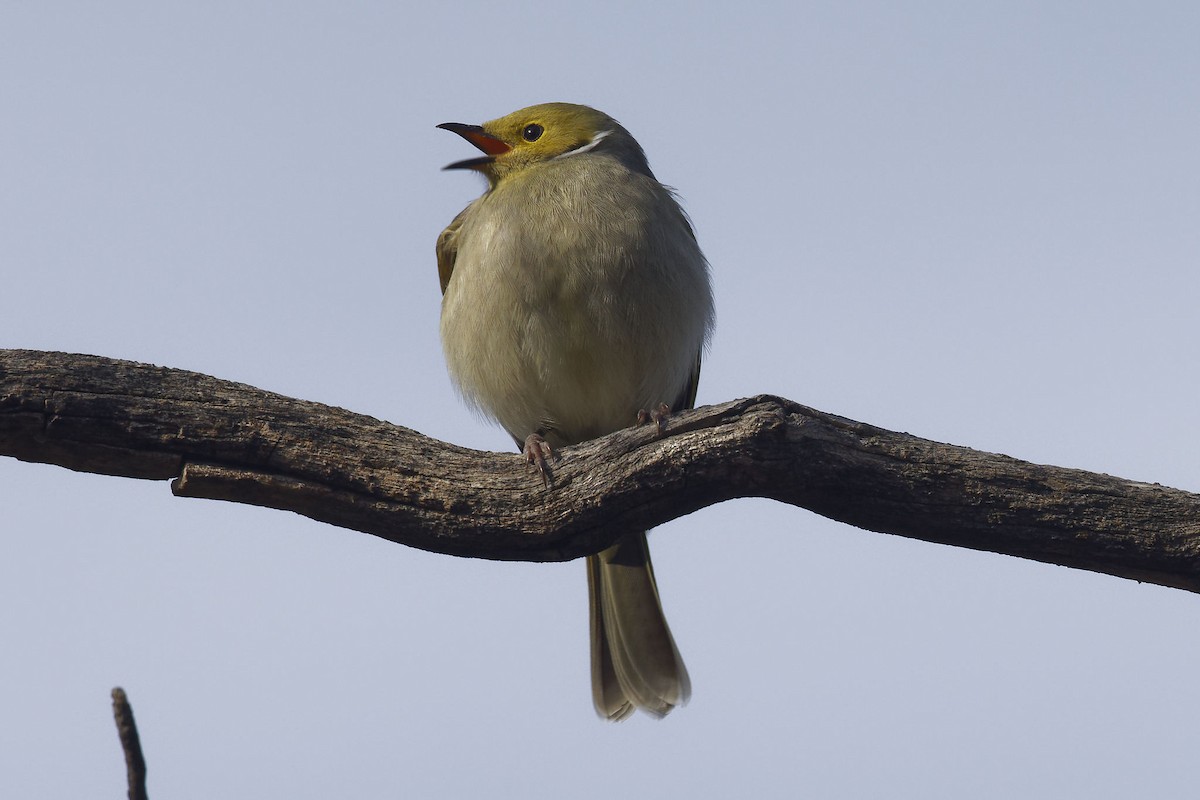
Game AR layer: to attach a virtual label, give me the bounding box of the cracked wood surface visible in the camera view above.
[3,349,1199,591]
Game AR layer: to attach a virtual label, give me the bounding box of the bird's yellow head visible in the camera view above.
[438,102,652,184]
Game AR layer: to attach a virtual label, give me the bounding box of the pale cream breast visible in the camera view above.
[440,153,713,447]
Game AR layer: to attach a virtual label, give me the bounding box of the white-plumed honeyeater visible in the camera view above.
[437,102,714,720]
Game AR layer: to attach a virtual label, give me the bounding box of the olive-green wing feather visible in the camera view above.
[436,207,470,296]
[665,195,705,415]
[674,354,703,413]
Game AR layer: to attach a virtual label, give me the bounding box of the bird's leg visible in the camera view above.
[523,432,555,487]
[636,402,673,434]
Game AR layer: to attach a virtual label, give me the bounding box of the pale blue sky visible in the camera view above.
[2,3,1199,797]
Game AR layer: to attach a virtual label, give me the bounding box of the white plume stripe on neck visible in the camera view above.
[556,129,613,159]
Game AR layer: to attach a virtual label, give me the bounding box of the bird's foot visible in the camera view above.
[523,433,555,487]
[636,402,673,434]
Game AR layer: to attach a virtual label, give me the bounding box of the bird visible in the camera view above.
[436,102,714,719]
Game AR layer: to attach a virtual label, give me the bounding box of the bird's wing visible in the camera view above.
[663,194,705,414]
[435,207,470,296]
[674,354,703,413]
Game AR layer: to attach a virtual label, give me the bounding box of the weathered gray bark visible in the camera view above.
[3,349,1199,590]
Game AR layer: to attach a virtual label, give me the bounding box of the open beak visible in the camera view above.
[437,122,511,171]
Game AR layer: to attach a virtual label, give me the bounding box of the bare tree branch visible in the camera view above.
[111,687,148,800]
[3,349,1199,591]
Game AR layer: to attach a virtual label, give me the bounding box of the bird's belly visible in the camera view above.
[441,252,694,447]
[440,173,710,448]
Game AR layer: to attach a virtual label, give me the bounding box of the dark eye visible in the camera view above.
[522,123,544,142]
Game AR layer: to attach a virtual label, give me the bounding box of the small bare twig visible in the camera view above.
[111,687,148,800]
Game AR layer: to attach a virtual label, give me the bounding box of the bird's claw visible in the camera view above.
[637,402,673,434]
[523,433,555,487]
